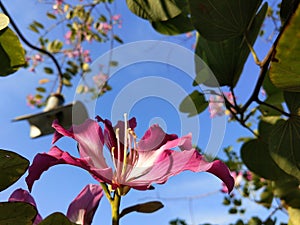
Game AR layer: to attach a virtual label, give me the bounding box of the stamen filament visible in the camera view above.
[111,147,117,169]
[121,113,128,177]
[115,128,122,177]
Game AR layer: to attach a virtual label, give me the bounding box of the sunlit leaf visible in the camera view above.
[0,202,37,225]
[179,90,208,117]
[269,117,300,180]
[0,149,29,191]
[288,207,300,225]
[248,217,262,225]
[39,212,76,225]
[269,7,300,92]
[189,0,263,41]
[0,27,26,76]
[126,0,181,21]
[0,13,9,31]
[39,79,50,85]
[120,201,163,218]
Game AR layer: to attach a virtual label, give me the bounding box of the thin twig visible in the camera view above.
[0,1,64,94]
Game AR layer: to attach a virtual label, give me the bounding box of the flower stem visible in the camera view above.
[100,183,121,225]
[111,192,121,225]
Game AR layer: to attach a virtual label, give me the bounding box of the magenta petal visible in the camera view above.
[9,189,43,225]
[25,146,113,191]
[206,160,235,193]
[67,184,103,225]
[126,148,234,193]
[52,119,108,169]
[96,116,117,150]
[138,125,178,151]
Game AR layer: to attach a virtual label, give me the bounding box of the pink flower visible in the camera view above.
[98,22,112,34]
[209,92,235,118]
[26,94,42,108]
[64,31,72,44]
[26,115,234,194]
[209,95,225,118]
[9,184,103,225]
[220,171,251,193]
[93,73,108,88]
[112,14,122,28]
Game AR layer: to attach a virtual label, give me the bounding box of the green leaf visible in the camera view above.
[258,116,281,141]
[248,217,262,225]
[241,139,289,181]
[0,13,9,31]
[33,21,44,29]
[194,3,267,87]
[151,14,194,35]
[269,117,300,180]
[280,0,299,24]
[189,0,262,41]
[0,27,26,76]
[0,202,37,225]
[44,67,54,74]
[36,87,46,93]
[39,212,76,225]
[126,0,181,21]
[288,207,300,225]
[269,7,300,92]
[120,201,164,218]
[179,90,208,117]
[284,91,300,115]
[273,177,300,208]
[29,24,39,33]
[258,184,274,208]
[0,149,29,191]
[46,12,57,20]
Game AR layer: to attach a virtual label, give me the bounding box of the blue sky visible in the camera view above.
[0,0,288,224]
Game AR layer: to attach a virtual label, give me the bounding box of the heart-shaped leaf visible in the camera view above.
[0,202,37,225]
[189,0,262,41]
[194,3,267,87]
[269,117,300,180]
[120,201,164,218]
[0,13,9,31]
[241,139,289,181]
[0,149,29,191]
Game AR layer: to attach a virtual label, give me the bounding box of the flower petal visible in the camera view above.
[25,146,113,191]
[96,116,117,150]
[9,189,43,225]
[67,184,103,225]
[138,125,178,151]
[125,148,234,193]
[52,119,108,169]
